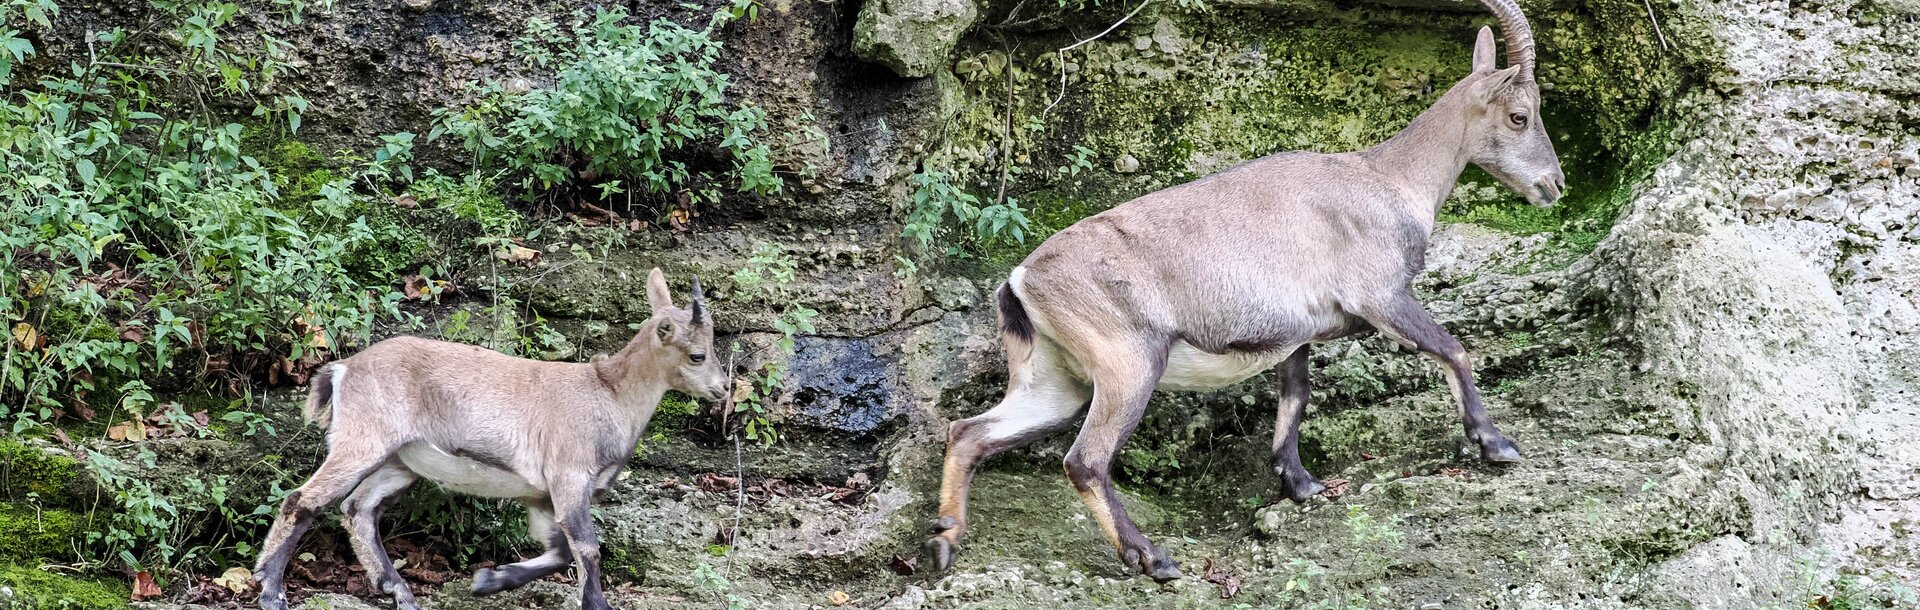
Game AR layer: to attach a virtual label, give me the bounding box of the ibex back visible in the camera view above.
[252,268,726,610]
[926,0,1565,581]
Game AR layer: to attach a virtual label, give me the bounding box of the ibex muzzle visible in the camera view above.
[252,268,721,610]
[927,0,1560,581]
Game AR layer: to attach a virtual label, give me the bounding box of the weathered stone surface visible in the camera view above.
[853,0,980,78]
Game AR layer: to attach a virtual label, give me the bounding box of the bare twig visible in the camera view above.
[995,37,1017,207]
[1045,0,1151,116]
[1641,0,1670,51]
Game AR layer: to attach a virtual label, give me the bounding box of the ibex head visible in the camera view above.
[645,267,728,402]
[1463,2,1566,208]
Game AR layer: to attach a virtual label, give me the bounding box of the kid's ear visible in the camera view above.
[646,267,675,316]
[655,319,677,343]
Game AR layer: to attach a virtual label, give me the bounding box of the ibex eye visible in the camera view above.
[689,353,706,364]
[1509,112,1528,126]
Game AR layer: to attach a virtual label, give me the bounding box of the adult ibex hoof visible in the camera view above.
[1281,471,1327,503]
[925,536,959,572]
[258,595,288,610]
[1122,546,1183,582]
[1480,436,1523,464]
[470,567,508,596]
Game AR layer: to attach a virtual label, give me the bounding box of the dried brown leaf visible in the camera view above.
[888,555,918,576]
[131,570,163,601]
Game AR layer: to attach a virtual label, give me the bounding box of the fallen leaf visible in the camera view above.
[1201,558,1242,599]
[116,322,146,343]
[695,473,739,493]
[402,274,429,300]
[846,472,872,490]
[497,244,541,265]
[213,566,255,594]
[1359,452,1381,461]
[1439,467,1470,478]
[299,552,316,562]
[1320,478,1350,499]
[50,428,72,447]
[888,554,917,576]
[390,194,419,208]
[132,570,163,601]
[107,421,147,442]
[11,322,43,351]
[827,590,851,606]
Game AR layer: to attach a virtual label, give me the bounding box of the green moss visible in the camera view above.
[0,439,79,501]
[0,563,129,610]
[601,544,654,585]
[647,391,701,433]
[0,503,80,561]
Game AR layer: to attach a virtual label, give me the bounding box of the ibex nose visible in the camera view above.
[1532,170,1567,207]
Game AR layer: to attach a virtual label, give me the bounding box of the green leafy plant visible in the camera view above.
[902,167,1031,254]
[727,244,818,446]
[429,6,780,212]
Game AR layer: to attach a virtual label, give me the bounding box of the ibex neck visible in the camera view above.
[594,346,669,417]
[1360,92,1472,225]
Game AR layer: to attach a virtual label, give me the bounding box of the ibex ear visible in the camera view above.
[1474,65,1522,103]
[645,267,674,317]
[655,319,676,343]
[1471,26,1498,73]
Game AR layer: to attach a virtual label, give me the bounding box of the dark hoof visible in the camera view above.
[1280,469,1327,503]
[470,567,508,597]
[1121,545,1183,582]
[925,536,959,572]
[1480,436,1523,464]
[258,594,288,610]
[929,515,959,533]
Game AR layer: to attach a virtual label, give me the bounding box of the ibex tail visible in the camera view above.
[304,363,339,429]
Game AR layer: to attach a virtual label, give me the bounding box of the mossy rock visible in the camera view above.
[0,563,129,610]
[0,504,81,562]
[0,439,81,503]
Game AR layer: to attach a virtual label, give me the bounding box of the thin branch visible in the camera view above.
[1641,0,1671,52]
[995,37,1017,207]
[1045,0,1151,116]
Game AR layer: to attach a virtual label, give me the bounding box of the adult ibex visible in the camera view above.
[926,0,1564,581]
[252,269,726,610]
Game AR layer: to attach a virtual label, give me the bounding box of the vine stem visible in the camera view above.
[1045,0,1151,117]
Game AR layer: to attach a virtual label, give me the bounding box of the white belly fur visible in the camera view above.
[1158,341,1289,391]
[396,443,541,499]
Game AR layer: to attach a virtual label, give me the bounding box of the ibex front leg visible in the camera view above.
[1271,346,1327,501]
[553,477,613,610]
[1063,341,1181,581]
[1363,294,1522,463]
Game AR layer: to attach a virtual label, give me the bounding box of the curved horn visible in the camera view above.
[689,275,707,326]
[1476,0,1535,79]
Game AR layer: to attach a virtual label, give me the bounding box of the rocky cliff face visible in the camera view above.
[22,0,1916,606]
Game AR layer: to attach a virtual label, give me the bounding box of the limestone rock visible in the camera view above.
[852,0,979,78]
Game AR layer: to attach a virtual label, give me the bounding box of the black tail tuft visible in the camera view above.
[996,283,1035,342]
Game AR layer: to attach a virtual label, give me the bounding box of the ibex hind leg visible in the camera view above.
[254,442,400,610]
[1059,339,1182,582]
[1363,295,1522,463]
[473,499,573,596]
[340,461,419,610]
[1271,346,1328,502]
[928,341,1091,573]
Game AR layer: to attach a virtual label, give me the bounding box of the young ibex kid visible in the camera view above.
[926,0,1566,581]
[252,268,727,610]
